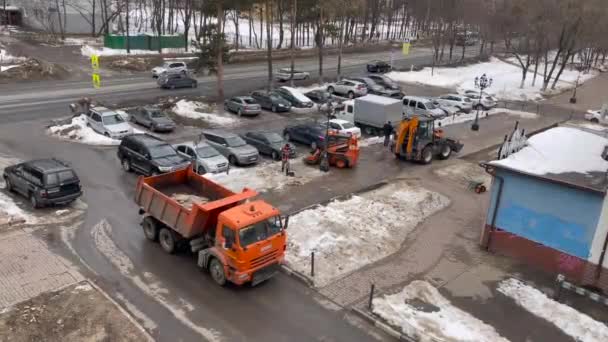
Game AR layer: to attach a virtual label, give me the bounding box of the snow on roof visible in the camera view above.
[357,94,401,105]
[489,127,608,192]
[280,86,312,103]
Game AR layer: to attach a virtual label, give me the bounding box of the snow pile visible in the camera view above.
[0,65,19,72]
[498,278,608,342]
[566,122,608,133]
[387,57,597,101]
[205,159,325,193]
[373,280,509,342]
[81,45,186,57]
[0,192,32,226]
[437,107,537,127]
[286,181,449,287]
[173,100,238,126]
[0,49,25,64]
[47,115,120,146]
[491,127,608,175]
[359,136,384,147]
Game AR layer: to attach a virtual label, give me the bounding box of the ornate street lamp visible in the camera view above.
[472,74,492,131]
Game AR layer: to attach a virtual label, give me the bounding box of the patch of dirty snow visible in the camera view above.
[173,100,238,126]
[434,160,493,188]
[73,283,93,292]
[285,181,449,287]
[386,57,598,101]
[498,278,608,342]
[437,108,537,127]
[55,209,70,216]
[0,191,34,225]
[490,127,608,176]
[0,49,25,64]
[81,45,186,57]
[359,136,384,147]
[205,159,325,193]
[373,280,509,342]
[47,115,120,146]
[0,64,19,72]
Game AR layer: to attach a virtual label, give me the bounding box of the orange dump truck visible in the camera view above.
[134,166,288,286]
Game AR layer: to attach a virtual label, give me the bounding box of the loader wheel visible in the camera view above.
[336,159,348,168]
[438,144,452,160]
[209,258,227,286]
[142,216,159,242]
[159,228,177,254]
[421,146,433,164]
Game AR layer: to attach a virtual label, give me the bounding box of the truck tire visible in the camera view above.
[159,228,177,254]
[209,258,227,286]
[142,216,159,241]
[438,144,452,160]
[420,146,433,164]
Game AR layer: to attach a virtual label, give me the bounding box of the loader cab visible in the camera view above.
[417,117,435,143]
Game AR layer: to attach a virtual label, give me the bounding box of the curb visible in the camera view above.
[281,264,315,288]
[351,307,415,341]
[0,217,26,230]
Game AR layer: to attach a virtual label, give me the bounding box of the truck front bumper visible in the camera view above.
[230,261,282,286]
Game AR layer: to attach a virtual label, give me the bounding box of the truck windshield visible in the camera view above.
[239,217,282,248]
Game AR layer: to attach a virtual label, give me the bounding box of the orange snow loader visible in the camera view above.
[304,132,360,168]
[135,166,288,286]
[392,115,463,164]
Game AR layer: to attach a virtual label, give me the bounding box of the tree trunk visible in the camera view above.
[248,8,253,47]
[266,0,273,90]
[259,6,263,48]
[290,0,296,86]
[126,0,130,53]
[216,1,224,102]
[316,7,324,84]
[91,0,96,36]
[532,51,540,87]
[551,50,573,90]
[361,0,368,41]
[337,13,345,80]
[277,0,284,48]
[232,10,240,50]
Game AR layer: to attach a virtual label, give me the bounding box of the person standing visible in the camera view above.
[383,121,393,147]
[281,143,291,174]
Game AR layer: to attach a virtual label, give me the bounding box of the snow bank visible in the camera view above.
[359,136,384,147]
[0,192,34,225]
[0,65,19,72]
[0,49,25,64]
[81,45,186,57]
[386,57,598,101]
[373,280,509,342]
[437,107,537,127]
[205,159,325,193]
[47,115,120,146]
[498,278,608,342]
[566,122,608,133]
[491,127,608,176]
[173,100,238,127]
[286,182,449,287]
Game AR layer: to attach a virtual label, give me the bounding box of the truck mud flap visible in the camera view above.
[252,263,280,286]
[446,139,464,153]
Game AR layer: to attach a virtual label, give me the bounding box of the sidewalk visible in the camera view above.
[547,70,608,111]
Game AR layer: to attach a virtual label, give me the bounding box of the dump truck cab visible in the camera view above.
[204,200,287,286]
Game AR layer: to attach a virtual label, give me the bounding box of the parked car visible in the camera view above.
[366,60,392,73]
[432,100,460,117]
[367,74,402,91]
[117,134,190,176]
[327,79,368,99]
[128,106,176,132]
[304,90,345,111]
[275,67,310,82]
[434,94,473,113]
[3,158,82,208]
[241,131,296,160]
[275,87,314,108]
[329,119,361,138]
[174,141,229,174]
[86,106,134,139]
[349,77,402,98]
[283,123,327,150]
[402,96,446,118]
[200,130,259,165]
[152,61,187,78]
[462,91,497,110]
[584,108,608,124]
[250,90,292,112]
[158,73,198,89]
[223,96,262,116]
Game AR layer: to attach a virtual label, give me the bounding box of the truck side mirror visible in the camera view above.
[284,216,289,230]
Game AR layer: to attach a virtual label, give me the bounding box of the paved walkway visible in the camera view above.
[547,70,608,111]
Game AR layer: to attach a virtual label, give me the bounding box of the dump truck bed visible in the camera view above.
[135,167,258,239]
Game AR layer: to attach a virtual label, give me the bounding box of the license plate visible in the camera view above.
[252,263,279,286]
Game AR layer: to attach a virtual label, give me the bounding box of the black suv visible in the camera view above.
[117,134,190,176]
[3,159,82,208]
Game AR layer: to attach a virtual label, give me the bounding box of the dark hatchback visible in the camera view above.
[129,106,176,132]
[117,134,191,176]
[241,131,296,160]
[157,73,198,89]
[366,60,392,73]
[283,123,327,150]
[250,90,292,112]
[3,159,82,208]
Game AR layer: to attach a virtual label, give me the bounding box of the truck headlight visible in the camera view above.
[157,166,172,172]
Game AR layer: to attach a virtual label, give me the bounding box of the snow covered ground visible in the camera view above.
[498,278,608,342]
[285,181,449,287]
[490,127,608,176]
[0,48,25,64]
[205,159,326,193]
[0,65,19,72]
[0,156,36,225]
[373,280,509,342]
[81,45,186,57]
[47,115,121,146]
[172,100,238,127]
[386,57,598,101]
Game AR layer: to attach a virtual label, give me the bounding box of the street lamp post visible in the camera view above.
[472,73,492,131]
[570,74,580,104]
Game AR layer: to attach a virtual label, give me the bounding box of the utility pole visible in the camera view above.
[125,0,130,53]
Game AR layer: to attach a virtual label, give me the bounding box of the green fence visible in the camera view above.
[104,34,186,50]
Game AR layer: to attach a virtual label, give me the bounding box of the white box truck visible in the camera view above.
[337,95,403,135]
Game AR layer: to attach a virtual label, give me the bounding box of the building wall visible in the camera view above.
[589,192,608,267]
[485,170,603,259]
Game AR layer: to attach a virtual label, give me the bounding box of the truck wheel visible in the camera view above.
[347,91,355,99]
[209,258,227,286]
[421,146,433,164]
[159,228,177,254]
[336,159,348,168]
[591,118,600,123]
[438,144,452,160]
[142,217,159,241]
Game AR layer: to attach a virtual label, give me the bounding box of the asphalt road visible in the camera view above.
[0,46,482,341]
